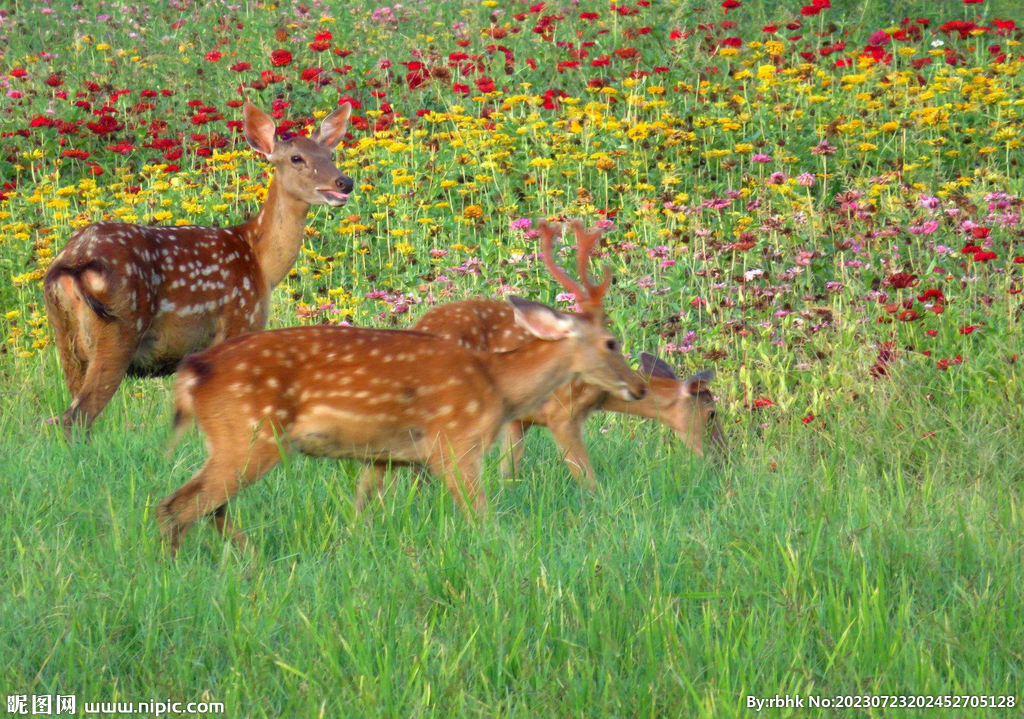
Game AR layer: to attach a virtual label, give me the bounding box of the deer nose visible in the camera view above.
[629,385,646,400]
[335,176,354,194]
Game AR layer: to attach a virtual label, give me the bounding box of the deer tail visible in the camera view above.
[166,355,212,455]
[44,259,116,321]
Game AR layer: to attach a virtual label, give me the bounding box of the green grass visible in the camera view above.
[2,348,1021,718]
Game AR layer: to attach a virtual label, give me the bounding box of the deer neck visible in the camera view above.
[483,340,579,421]
[245,176,311,288]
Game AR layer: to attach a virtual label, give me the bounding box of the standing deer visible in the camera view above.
[43,101,354,431]
[156,219,644,555]
[413,226,724,488]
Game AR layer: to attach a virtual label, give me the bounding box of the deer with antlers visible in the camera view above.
[414,223,725,488]
[43,101,354,432]
[155,218,644,555]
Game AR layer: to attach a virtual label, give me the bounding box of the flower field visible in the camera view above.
[2,0,1023,716]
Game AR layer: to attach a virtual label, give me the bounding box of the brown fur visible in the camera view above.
[414,298,725,488]
[156,220,644,555]
[44,102,354,432]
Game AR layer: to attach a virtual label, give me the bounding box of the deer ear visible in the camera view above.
[680,369,715,397]
[639,352,678,380]
[508,297,577,341]
[242,102,276,156]
[315,103,352,149]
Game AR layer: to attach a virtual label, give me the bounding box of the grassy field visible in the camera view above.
[2,0,1024,716]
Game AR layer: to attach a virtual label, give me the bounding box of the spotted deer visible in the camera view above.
[155,219,644,555]
[43,101,354,431]
[414,252,725,488]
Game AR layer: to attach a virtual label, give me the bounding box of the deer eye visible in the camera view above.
[290,155,304,164]
[605,339,618,351]
[707,410,717,421]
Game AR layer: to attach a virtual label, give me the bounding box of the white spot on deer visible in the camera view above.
[435,405,454,418]
[243,277,251,290]
[158,299,176,315]
[465,400,479,415]
[266,378,279,389]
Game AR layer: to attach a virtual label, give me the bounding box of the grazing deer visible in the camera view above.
[156,219,644,555]
[43,101,354,431]
[414,299,724,488]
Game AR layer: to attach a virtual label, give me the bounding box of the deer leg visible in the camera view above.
[430,450,487,515]
[546,415,598,491]
[156,440,282,557]
[63,319,136,431]
[500,422,528,479]
[354,461,388,515]
[44,276,89,398]
[210,505,251,553]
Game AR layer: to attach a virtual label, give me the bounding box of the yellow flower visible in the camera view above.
[880,121,899,132]
[464,205,483,219]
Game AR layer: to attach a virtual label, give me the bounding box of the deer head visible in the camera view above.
[510,220,644,402]
[638,353,726,457]
[242,102,354,207]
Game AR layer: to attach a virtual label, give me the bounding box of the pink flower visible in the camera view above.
[752,153,772,163]
[908,220,939,235]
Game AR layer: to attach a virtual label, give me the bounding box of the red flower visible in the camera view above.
[801,413,815,424]
[885,272,917,289]
[753,398,774,409]
[614,47,640,59]
[971,226,990,239]
[475,76,496,93]
[270,49,293,67]
[973,251,997,262]
[10,68,27,79]
[917,288,944,303]
[870,342,898,378]
[961,244,982,254]
[205,51,222,62]
[721,0,741,11]
[45,73,63,87]
[959,325,980,335]
[1013,257,1024,264]
[230,62,251,72]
